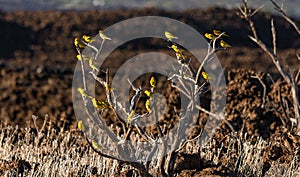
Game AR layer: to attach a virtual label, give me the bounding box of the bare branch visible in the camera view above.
[127,79,142,111]
[195,40,217,85]
[280,0,286,9]
[241,0,300,134]
[271,19,277,55]
[269,0,300,34]
[195,105,236,134]
[251,75,267,109]
[296,69,300,82]
[250,4,265,17]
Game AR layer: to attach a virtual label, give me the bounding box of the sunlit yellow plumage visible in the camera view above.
[99,30,111,40]
[82,35,95,43]
[144,90,153,97]
[150,76,156,88]
[145,99,152,113]
[92,98,111,109]
[213,30,229,37]
[76,54,91,61]
[77,120,85,131]
[74,37,86,49]
[126,110,135,127]
[105,83,115,91]
[89,58,99,72]
[91,140,100,149]
[165,31,178,41]
[171,45,185,53]
[202,71,209,80]
[220,40,231,48]
[77,88,90,97]
[175,52,190,62]
[204,33,217,40]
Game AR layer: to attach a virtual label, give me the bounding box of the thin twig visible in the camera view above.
[269,0,300,34]
[296,69,300,83]
[250,4,265,17]
[95,40,105,61]
[175,126,203,153]
[82,41,98,53]
[267,73,275,84]
[79,52,87,91]
[271,19,277,55]
[195,105,236,134]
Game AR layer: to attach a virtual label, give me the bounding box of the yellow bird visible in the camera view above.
[105,83,115,91]
[74,37,86,49]
[150,76,156,88]
[144,90,153,97]
[91,140,100,149]
[204,33,217,40]
[77,120,85,131]
[220,40,231,48]
[89,58,99,72]
[165,31,178,41]
[213,30,229,37]
[145,99,152,113]
[77,88,90,97]
[82,35,95,43]
[126,110,135,127]
[176,52,190,63]
[202,71,209,80]
[76,54,91,61]
[99,30,111,40]
[92,98,111,109]
[170,44,185,53]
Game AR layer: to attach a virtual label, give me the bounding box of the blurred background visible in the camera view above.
[0,0,299,18]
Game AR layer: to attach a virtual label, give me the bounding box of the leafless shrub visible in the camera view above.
[237,0,300,134]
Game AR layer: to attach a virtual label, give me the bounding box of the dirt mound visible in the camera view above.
[0,7,299,127]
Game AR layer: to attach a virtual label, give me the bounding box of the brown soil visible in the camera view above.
[0,7,299,176]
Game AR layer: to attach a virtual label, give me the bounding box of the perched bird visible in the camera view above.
[220,40,231,48]
[77,120,85,131]
[213,30,229,37]
[82,35,95,43]
[76,54,91,61]
[126,110,135,127]
[175,52,190,62]
[105,83,115,91]
[77,88,90,98]
[74,37,86,49]
[91,140,100,149]
[202,71,209,80]
[165,31,178,41]
[99,30,111,40]
[170,44,189,63]
[89,58,99,72]
[170,45,185,53]
[204,33,217,40]
[144,90,153,97]
[92,98,111,109]
[78,87,111,109]
[150,76,156,88]
[145,99,152,113]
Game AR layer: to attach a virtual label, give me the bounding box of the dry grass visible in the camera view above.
[0,118,299,176]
